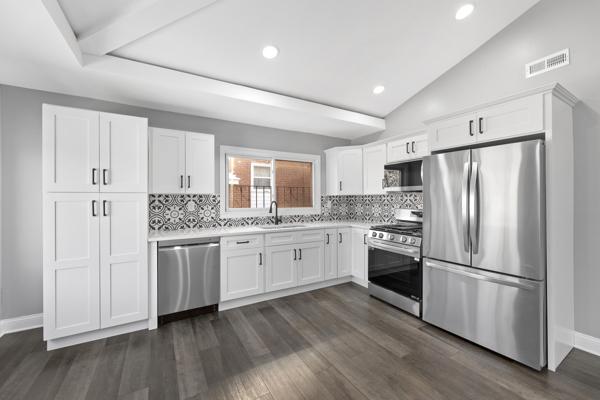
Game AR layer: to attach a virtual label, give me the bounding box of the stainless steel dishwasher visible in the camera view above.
[158,238,220,321]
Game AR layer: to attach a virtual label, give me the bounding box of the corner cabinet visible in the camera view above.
[43,105,149,344]
[149,127,215,194]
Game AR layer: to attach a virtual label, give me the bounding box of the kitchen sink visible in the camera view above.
[259,224,306,230]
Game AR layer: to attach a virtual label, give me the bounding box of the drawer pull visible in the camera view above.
[236,240,250,245]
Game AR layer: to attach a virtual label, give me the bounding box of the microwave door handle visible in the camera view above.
[470,161,480,254]
[462,160,470,253]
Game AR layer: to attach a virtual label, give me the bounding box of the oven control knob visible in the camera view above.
[401,236,407,243]
[389,235,395,240]
[378,233,384,239]
[410,238,416,244]
[372,232,377,237]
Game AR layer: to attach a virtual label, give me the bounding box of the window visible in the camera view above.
[221,146,321,217]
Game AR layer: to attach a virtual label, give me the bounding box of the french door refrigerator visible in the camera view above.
[422,139,546,370]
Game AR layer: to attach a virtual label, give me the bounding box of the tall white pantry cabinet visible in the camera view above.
[42,104,149,348]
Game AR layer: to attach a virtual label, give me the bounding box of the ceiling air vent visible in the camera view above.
[525,48,570,78]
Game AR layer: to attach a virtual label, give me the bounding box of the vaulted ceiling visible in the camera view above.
[0,0,539,139]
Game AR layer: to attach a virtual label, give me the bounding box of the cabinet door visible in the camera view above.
[428,113,477,152]
[185,132,215,194]
[43,193,100,340]
[477,94,544,143]
[387,139,412,163]
[325,149,340,195]
[337,228,352,277]
[100,113,148,193]
[298,242,325,286]
[221,248,264,301]
[43,105,99,192]
[351,229,368,282]
[363,144,387,194]
[265,245,297,292]
[99,193,148,328]
[324,229,338,280]
[412,135,429,159]
[338,148,363,194]
[149,128,186,193]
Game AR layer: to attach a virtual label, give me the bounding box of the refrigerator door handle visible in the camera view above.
[461,161,470,252]
[424,260,537,291]
[470,161,480,254]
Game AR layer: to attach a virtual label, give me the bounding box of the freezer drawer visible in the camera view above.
[423,259,546,370]
[158,239,220,316]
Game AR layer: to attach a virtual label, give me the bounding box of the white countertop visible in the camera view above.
[148,221,372,242]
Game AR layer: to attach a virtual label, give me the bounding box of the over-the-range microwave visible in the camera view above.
[383,159,423,192]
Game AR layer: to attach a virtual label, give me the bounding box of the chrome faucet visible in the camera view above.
[269,201,282,225]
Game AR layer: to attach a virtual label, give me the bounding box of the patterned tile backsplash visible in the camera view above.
[149,193,423,231]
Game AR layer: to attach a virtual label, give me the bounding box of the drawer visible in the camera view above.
[265,229,325,246]
[221,234,264,250]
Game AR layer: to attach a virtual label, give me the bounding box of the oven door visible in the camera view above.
[368,240,422,301]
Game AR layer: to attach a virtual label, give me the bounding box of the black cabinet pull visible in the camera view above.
[91,200,97,217]
[102,200,109,217]
[299,249,302,260]
[326,234,330,245]
[294,249,297,260]
[180,175,184,189]
[236,240,250,245]
[339,181,342,192]
[469,120,474,136]
[187,175,191,189]
[406,142,410,154]
[363,233,367,245]
[259,252,263,266]
[92,168,98,185]
[339,233,342,243]
[102,169,109,185]
[478,117,484,134]
[411,141,415,153]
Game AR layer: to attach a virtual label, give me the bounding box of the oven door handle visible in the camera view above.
[368,240,420,259]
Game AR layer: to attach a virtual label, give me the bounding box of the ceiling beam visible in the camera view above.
[40,0,83,65]
[78,0,217,56]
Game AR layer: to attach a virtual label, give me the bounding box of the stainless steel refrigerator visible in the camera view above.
[422,139,546,370]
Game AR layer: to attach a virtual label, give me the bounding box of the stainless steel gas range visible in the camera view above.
[367,210,423,317]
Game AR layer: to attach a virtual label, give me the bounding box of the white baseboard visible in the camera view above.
[573,331,600,358]
[219,276,352,311]
[0,313,43,338]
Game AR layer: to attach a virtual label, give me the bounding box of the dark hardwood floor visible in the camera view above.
[1,283,599,400]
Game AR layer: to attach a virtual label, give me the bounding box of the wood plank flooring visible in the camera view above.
[1,283,599,400]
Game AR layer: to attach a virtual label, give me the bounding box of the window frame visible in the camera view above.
[220,145,321,218]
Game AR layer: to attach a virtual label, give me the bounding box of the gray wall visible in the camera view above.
[0,84,348,320]
[354,0,600,338]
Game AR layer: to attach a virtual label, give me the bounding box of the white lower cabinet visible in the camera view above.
[337,228,352,277]
[99,194,148,328]
[266,244,297,292]
[43,193,148,340]
[220,247,265,301]
[351,228,368,284]
[324,229,338,279]
[297,242,325,285]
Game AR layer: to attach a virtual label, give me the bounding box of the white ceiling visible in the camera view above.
[0,0,539,139]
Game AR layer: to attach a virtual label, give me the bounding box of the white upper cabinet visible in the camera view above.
[43,105,148,193]
[100,113,148,193]
[338,148,363,194]
[363,144,387,194]
[43,105,100,193]
[386,133,429,163]
[99,193,148,328]
[185,132,215,193]
[427,94,544,151]
[43,193,100,340]
[150,127,215,194]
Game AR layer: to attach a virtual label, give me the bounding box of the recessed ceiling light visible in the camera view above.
[373,85,385,95]
[455,4,475,20]
[262,45,279,59]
